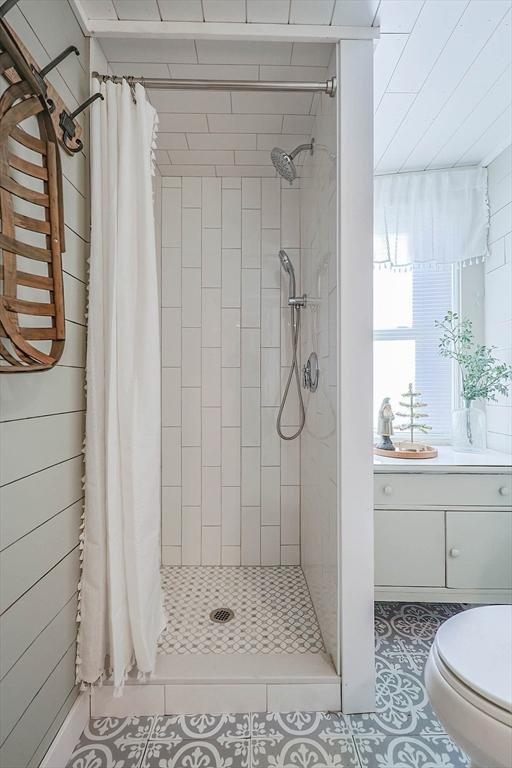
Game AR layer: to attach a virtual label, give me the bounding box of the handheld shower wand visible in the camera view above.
[279,249,296,300]
[279,250,306,308]
[277,251,306,441]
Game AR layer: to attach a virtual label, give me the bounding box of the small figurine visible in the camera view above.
[377,397,395,450]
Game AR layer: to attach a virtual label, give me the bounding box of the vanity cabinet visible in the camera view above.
[446,511,512,589]
[374,509,445,587]
[374,470,512,602]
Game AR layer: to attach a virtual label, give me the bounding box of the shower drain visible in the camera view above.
[210,608,234,624]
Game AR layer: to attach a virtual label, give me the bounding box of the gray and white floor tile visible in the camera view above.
[346,602,470,768]
[67,716,154,768]
[250,712,360,767]
[143,714,252,767]
[67,602,470,768]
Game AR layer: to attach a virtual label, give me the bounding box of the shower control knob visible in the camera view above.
[383,485,393,496]
[302,352,319,393]
[449,548,460,558]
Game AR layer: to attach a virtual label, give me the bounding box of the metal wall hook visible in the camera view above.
[30,45,79,112]
[59,92,104,154]
[39,45,79,78]
[0,0,19,20]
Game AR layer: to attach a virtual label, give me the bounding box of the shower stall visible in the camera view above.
[89,31,374,718]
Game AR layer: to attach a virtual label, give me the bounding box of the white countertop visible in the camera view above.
[374,445,512,473]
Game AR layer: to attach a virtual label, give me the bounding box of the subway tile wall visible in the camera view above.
[300,74,339,663]
[160,176,302,566]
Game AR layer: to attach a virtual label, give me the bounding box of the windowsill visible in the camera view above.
[374,444,512,473]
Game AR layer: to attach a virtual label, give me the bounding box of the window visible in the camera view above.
[373,265,454,442]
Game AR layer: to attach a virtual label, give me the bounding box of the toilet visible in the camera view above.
[425,605,512,768]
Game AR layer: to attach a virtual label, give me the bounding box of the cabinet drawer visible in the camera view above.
[446,510,512,589]
[375,509,445,587]
[375,473,512,508]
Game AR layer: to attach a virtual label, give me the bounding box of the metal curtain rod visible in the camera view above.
[92,71,337,97]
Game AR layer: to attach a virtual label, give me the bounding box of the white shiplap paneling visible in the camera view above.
[407,9,512,169]
[485,145,512,452]
[289,0,335,25]
[376,1,512,173]
[158,1,204,22]
[387,0,468,94]
[114,0,160,20]
[91,0,512,175]
[0,4,88,762]
[247,0,291,24]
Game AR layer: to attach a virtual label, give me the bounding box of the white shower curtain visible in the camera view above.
[77,80,164,689]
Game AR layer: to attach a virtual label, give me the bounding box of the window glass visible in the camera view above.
[373,265,453,441]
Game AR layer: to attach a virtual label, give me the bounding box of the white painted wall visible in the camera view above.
[0,2,89,764]
[337,39,375,714]
[160,176,301,566]
[485,145,512,452]
[300,50,339,669]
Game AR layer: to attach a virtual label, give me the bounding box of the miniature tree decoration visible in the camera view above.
[395,383,432,446]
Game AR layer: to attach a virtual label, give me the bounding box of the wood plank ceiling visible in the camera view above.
[81,0,512,176]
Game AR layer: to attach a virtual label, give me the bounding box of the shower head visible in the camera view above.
[271,139,315,183]
[279,249,296,299]
[271,147,298,184]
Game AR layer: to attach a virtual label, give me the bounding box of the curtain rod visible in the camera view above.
[92,72,337,97]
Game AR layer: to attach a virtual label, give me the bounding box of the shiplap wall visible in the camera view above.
[0,2,89,764]
[486,145,512,452]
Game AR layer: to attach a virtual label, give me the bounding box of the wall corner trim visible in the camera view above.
[39,691,90,768]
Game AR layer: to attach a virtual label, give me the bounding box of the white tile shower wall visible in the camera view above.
[299,54,339,665]
[485,146,512,453]
[161,177,301,565]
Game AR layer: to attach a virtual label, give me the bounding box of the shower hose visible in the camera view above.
[277,306,306,440]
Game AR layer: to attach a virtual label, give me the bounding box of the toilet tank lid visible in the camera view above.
[435,606,512,713]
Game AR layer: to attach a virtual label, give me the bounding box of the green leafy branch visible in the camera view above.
[435,311,512,403]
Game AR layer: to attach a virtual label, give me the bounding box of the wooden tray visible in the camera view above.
[375,446,438,460]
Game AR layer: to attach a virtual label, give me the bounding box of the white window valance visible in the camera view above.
[374,166,489,269]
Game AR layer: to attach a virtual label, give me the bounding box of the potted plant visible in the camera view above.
[436,311,512,452]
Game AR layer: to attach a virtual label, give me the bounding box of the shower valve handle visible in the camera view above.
[303,352,319,393]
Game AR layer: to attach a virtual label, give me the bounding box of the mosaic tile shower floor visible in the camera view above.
[158,566,325,654]
[67,602,470,767]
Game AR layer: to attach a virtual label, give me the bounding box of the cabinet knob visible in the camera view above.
[449,548,460,558]
[383,485,393,496]
[499,486,510,496]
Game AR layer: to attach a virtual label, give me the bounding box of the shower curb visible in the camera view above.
[89,652,340,716]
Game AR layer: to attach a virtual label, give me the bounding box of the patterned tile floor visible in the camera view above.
[67,602,470,767]
[158,566,325,654]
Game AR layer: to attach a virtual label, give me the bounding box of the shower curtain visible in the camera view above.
[77,80,164,690]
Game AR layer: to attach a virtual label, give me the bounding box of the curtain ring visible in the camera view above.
[127,76,137,104]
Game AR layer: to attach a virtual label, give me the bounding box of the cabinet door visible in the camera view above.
[374,509,445,587]
[446,511,512,589]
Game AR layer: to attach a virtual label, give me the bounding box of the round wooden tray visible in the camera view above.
[374,445,438,460]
